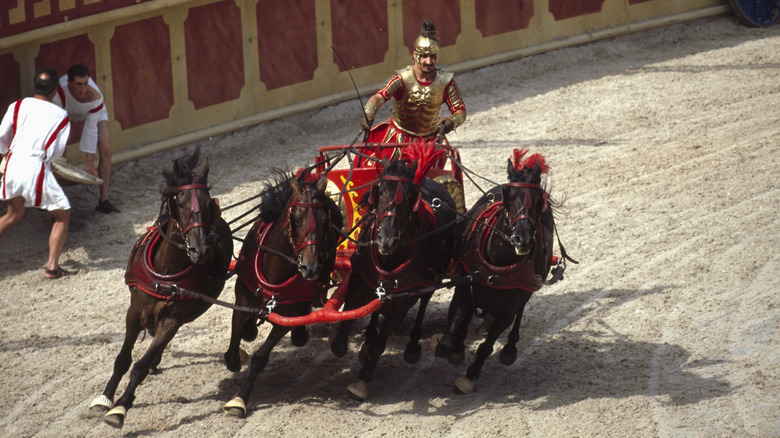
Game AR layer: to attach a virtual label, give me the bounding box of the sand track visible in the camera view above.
[0,15,778,437]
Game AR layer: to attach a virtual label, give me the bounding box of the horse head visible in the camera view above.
[503,150,549,256]
[286,173,336,280]
[369,158,422,256]
[162,149,221,264]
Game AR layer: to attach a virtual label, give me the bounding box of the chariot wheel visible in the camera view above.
[729,0,780,26]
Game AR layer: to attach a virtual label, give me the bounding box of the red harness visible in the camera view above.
[457,202,544,293]
[125,223,213,300]
[234,220,326,306]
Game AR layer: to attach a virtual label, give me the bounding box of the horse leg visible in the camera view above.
[290,303,311,347]
[89,306,143,415]
[330,276,367,358]
[224,323,291,417]
[404,292,433,364]
[103,319,182,429]
[149,348,164,375]
[358,312,379,364]
[290,326,309,347]
[499,304,526,365]
[349,304,411,401]
[433,284,472,365]
[225,281,260,372]
[331,317,357,358]
[456,313,514,394]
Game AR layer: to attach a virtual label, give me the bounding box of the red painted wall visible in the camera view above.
[549,0,607,20]
[0,0,153,38]
[110,17,174,129]
[331,0,389,71]
[256,0,318,90]
[476,0,534,37]
[185,1,245,109]
[0,53,21,110]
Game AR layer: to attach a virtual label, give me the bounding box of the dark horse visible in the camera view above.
[89,148,233,428]
[432,149,569,393]
[223,169,342,417]
[329,148,457,401]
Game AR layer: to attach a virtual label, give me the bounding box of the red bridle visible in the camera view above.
[372,175,421,224]
[285,187,327,257]
[175,184,211,234]
[504,182,547,226]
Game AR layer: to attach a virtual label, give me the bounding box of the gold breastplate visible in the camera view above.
[392,67,454,136]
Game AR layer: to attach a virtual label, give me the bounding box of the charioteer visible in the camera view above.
[357,20,467,167]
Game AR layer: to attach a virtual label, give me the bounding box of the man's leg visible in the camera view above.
[0,196,25,236]
[94,121,119,213]
[46,208,70,273]
[97,121,112,203]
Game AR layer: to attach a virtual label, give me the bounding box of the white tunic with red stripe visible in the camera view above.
[0,98,71,210]
[52,75,107,154]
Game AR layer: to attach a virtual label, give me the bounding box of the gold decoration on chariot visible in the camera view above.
[433,174,466,214]
[325,178,350,235]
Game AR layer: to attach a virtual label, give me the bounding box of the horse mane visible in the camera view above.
[258,168,342,230]
[258,168,296,223]
[160,147,205,197]
[401,139,446,184]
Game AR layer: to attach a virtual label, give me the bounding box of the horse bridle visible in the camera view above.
[175,184,213,234]
[284,186,328,267]
[372,174,421,230]
[504,182,547,224]
[159,184,216,250]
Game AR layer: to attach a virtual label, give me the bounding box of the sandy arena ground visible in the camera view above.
[1,14,778,437]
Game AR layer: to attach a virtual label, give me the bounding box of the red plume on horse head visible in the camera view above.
[402,139,446,183]
[512,148,549,173]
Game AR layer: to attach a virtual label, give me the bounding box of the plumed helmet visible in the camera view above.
[413,20,439,57]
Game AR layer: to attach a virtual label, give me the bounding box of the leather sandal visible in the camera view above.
[96,199,121,214]
[44,267,77,279]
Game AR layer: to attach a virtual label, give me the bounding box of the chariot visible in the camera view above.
[313,141,466,280]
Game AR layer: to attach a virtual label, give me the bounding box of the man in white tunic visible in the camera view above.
[0,68,75,278]
[53,63,119,213]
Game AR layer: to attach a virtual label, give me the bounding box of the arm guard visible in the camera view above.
[449,111,466,129]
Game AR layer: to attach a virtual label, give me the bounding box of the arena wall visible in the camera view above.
[0,0,729,164]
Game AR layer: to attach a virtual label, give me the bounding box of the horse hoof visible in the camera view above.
[499,349,517,366]
[239,348,249,364]
[454,376,476,394]
[330,335,348,358]
[88,394,112,416]
[291,327,309,347]
[429,334,443,353]
[103,405,126,429]
[448,350,465,366]
[223,397,247,418]
[346,380,367,401]
[242,324,258,342]
[403,345,422,364]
